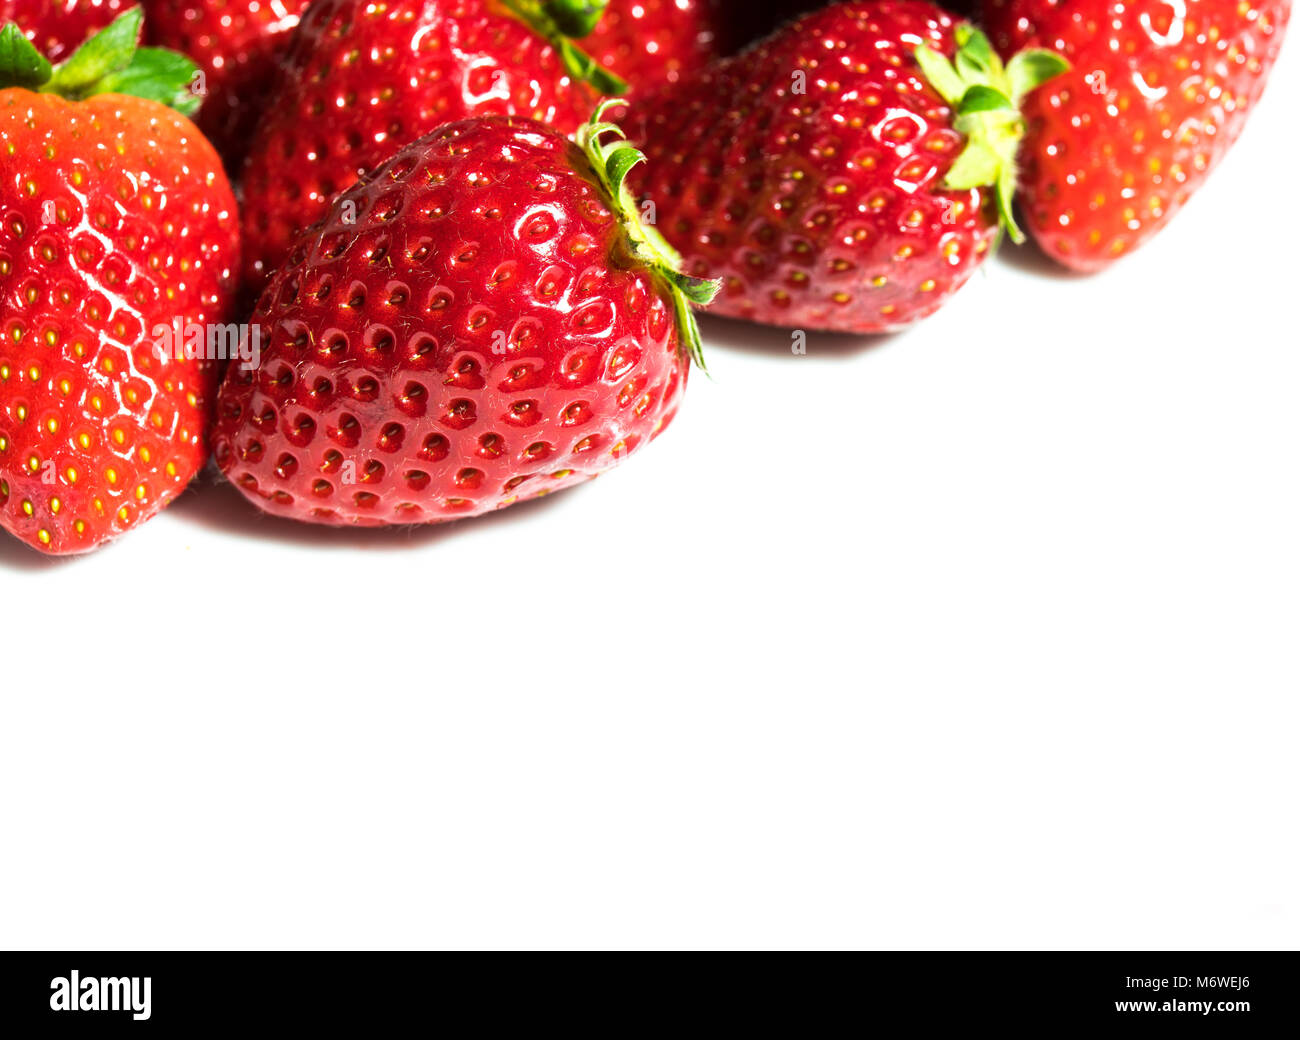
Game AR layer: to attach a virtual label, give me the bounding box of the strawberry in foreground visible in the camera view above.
[627,2,1068,334]
[239,0,629,297]
[0,10,240,555]
[213,104,719,527]
[981,0,1291,271]
[582,0,727,91]
[144,0,311,169]
[0,0,130,62]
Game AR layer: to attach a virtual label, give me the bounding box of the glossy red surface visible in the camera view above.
[0,91,240,555]
[214,117,690,527]
[238,0,599,296]
[627,1,999,333]
[583,0,727,91]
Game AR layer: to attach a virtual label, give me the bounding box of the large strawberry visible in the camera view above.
[582,0,727,91]
[144,0,311,169]
[0,10,240,555]
[982,0,1291,271]
[238,0,628,296]
[626,2,1068,333]
[213,104,719,527]
[0,0,130,62]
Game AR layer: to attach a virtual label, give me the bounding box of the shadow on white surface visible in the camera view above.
[697,311,896,359]
[993,233,1095,281]
[166,467,580,551]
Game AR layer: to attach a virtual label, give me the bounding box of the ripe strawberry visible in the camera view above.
[213,105,719,528]
[582,0,727,91]
[143,0,311,168]
[981,0,1291,271]
[626,2,1068,333]
[0,0,130,62]
[0,10,240,555]
[239,0,628,296]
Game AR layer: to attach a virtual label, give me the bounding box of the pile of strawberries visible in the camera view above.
[0,0,1290,555]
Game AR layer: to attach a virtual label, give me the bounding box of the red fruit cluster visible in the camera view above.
[0,1,1290,556]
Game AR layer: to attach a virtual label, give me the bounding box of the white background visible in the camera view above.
[2,46,1296,953]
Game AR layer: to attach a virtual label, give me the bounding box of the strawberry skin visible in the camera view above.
[0,92,239,555]
[144,0,311,168]
[238,0,615,296]
[583,0,726,91]
[0,0,129,62]
[214,112,715,527]
[982,0,1291,271]
[628,2,1028,333]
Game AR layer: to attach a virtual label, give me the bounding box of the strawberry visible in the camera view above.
[626,2,1068,333]
[212,104,719,528]
[0,0,130,62]
[0,10,240,555]
[238,0,629,296]
[981,0,1291,271]
[143,0,311,168]
[582,0,727,91]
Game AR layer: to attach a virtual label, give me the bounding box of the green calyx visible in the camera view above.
[578,100,722,372]
[914,24,1069,244]
[0,8,201,116]
[500,0,628,97]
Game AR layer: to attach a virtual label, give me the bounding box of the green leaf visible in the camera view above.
[576,101,721,373]
[46,5,142,94]
[543,0,609,38]
[943,139,1001,191]
[958,84,1013,115]
[93,47,202,117]
[0,23,53,89]
[556,36,628,96]
[914,44,965,106]
[956,25,996,74]
[997,164,1024,244]
[1006,49,1071,102]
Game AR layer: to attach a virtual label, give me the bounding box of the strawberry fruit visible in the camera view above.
[144,0,312,169]
[982,0,1291,271]
[213,105,718,528]
[627,1,1068,333]
[0,10,240,555]
[238,0,629,296]
[582,0,727,92]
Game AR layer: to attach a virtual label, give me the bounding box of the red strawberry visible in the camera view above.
[212,105,719,528]
[0,11,240,555]
[0,0,130,62]
[982,0,1291,271]
[582,0,727,91]
[627,2,1068,333]
[144,0,311,168]
[238,0,628,296]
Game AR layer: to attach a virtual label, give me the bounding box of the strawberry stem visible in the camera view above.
[578,100,722,372]
[0,8,201,116]
[915,24,1069,244]
[500,0,629,96]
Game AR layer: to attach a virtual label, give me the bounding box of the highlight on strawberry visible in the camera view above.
[626,1,1069,335]
[212,102,720,529]
[0,8,240,555]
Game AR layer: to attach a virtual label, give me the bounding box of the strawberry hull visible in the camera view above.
[214,117,693,528]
